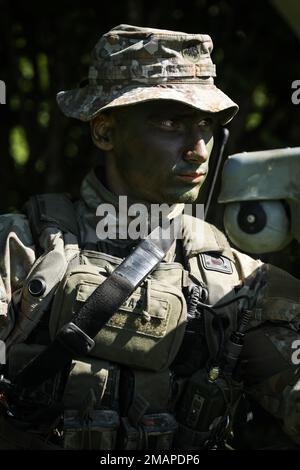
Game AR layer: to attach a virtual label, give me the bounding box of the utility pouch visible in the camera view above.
[8,342,63,407]
[120,367,174,416]
[120,413,178,450]
[174,367,243,449]
[63,409,119,450]
[49,255,187,372]
[62,357,120,411]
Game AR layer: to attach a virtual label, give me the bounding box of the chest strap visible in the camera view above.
[14,219,181,391]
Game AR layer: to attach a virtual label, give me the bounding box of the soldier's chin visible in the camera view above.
[165,187,200,204]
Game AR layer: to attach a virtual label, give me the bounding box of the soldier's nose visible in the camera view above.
[184,138,209,163]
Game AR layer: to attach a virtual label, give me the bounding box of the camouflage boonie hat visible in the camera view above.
[57,24,238,124]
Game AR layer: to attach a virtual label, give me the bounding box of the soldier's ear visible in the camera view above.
[90,113,115,151]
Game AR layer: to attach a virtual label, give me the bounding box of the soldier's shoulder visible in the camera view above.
[182,213,265,273]
[181,213,233,259]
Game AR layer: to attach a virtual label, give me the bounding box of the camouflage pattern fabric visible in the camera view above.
[56,24,238,124]
[1,171,300,447]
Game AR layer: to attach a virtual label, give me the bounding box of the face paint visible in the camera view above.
[105,100,215,204]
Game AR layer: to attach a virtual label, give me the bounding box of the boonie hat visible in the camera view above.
[57,24,238,124]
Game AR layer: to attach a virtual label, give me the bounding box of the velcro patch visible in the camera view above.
[200,254,233,274]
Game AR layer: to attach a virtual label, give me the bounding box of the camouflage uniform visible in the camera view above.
[1,25,300,450]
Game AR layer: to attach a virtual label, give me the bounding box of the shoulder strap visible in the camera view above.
[24,193,79,244]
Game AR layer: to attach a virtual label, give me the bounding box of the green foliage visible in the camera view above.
[9,126,29,166]
[246,112,262,131]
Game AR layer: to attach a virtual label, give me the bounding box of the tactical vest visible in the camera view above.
[5,194,243,450]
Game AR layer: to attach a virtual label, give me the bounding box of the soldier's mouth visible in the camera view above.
[175,172,206,183]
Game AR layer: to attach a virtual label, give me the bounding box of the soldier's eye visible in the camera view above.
[198,118,213,129]
[159,119,183,130]
[149,117,184,131]
[161,120,175,128]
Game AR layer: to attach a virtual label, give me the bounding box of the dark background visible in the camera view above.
[0,0,300,270]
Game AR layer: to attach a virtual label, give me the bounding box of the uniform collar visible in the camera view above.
[80,168,184,222]
[80,168,119,211]
[79,169,233,260]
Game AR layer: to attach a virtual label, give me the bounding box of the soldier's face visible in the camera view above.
[106,101,215,203]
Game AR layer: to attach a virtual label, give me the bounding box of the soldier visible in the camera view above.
[0,24,300,450]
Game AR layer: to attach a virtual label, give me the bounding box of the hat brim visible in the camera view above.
[57,82,238,125]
